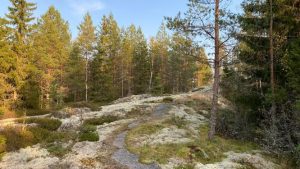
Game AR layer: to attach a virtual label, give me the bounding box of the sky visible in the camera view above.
[0,0,244,39]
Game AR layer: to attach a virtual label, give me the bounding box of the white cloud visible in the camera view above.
[67,0,105,15]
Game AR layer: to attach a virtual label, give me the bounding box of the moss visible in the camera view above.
[126,123,258,165]
[83,115,119,126]
[16,118,62,131]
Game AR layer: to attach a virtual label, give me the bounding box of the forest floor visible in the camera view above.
[0,87,285,169]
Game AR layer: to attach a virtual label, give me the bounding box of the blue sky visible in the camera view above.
[0,0,243,39]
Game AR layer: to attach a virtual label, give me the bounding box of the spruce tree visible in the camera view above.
[90,14,121,101]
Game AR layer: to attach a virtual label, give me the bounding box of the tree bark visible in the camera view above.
[208,0,220,140]
[269,0,277,129]
[85,52,88,102]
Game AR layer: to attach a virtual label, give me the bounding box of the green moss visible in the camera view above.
[126,123,258,165]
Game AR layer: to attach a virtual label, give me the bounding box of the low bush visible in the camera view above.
[47,144,70,157]
[163,97,174,103]
[0,127,35,151]
[67,102,103,111]
[26,109,51,116]
[0,135,6,158]
[79,132,99,142]
[80,124,97,133]
[83,115,119,126]
[78,123,99,142]
[17,118,62,131]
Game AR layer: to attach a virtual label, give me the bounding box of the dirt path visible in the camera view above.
[111,104,171,169]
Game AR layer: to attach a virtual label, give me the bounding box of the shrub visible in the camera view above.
[67,102,103,111]
[163,97,174,103]
[293,144,300,167]
[83,116,119,126]
[78,123,99,142]
[80,124,97,133]
[0,135,6,157]
[26,109,51,116]
[0,127,35,151]
[28,127,75,143]
[17,118,62,131]
[79,132,99,142]
[0,107,4,116]
[47,144,70,157]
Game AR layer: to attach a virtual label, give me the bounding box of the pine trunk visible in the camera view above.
[208,0,220,140]
[85,53,88,102]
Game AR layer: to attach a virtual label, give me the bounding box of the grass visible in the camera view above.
[126,123,258,165]
[16,117,62,131]
[165,116,187,129]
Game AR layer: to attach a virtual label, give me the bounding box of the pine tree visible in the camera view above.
[132,28,150,94]
[167,0,235,140]
[90,14,121,101]
[149,23,170,94]
[169,33,199,93]
[32,6,71,108]
[76,13,96,102]
[222,0,300,155]
[120,25,136,97]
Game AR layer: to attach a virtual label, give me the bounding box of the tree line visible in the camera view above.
[0,0,212,114]
[167,0,299,166]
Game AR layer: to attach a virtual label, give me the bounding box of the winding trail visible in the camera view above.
[111,104,171,169]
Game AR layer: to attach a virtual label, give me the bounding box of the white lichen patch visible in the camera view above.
[0,145,59,169]
[137,126,192,146]
[194,151,279,169]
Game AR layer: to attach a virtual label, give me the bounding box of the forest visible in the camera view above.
[0,0,299,169]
